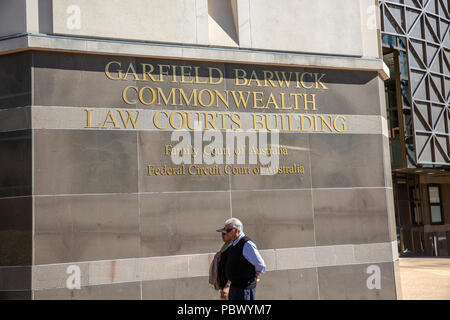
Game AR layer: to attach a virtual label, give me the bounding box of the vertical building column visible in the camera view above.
[25,0,40,34]
[195,0,209,45]
[0,0,27,37]
[360,0,381,58]
[237,0,251,48]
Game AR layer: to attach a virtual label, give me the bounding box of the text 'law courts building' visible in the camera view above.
[0,0,444,300]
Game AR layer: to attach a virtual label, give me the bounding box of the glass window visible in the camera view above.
[410,186,423,225]
[382,34,397,48]
[398,37,406,49]
[428,185,443,224]
[429,186,440,203]
[431,206,443,223]
[399,51,409,79]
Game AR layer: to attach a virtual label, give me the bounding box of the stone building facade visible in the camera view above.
[0,0,402,299]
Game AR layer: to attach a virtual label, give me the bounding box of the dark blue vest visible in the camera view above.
[225,236,257,289]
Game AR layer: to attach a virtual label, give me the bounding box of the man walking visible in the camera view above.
[216,218,266,300]
[210,228,232,300]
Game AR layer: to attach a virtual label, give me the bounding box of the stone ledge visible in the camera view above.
[32,241,398,290]
[0,34,389,80]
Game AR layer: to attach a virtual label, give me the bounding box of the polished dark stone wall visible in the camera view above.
[30,130,393,265]
[0,131,32,298]
[33,130,138,195]
[0,130,32,197]
[0,51,398,299]
[32,52,380,115]
[0,53,31,109]
[0,53,33,299]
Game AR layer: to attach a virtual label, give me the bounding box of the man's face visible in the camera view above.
[221,231,231,242]
[224,224,239,241]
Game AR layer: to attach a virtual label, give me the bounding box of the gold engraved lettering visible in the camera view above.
[198,89,215,107]
[333,115,347,132]
[314,73,328,89]
[139,87,156,105]
[265,93,279,109]
[274,71,292,88]
[303,94,317,111]
[247,70,262,87]
[157,87,178,106]
[194,66,207,84]
[203,112,218,130]
[123,63,140,81]
[319,115,333,132]
[170,65,178,83]
[118,110,140,129]
[122,86,139,105]
[231,91,250,109]
[290,93,304,110]
[230,113,242,130]
[180,66,193,84]
[263,71,277,87]
[234,69,247,86]
[105,61,123,80]
[158,64,171,82]
[84,109,100,128]
[153,110,169,129]
[179,88,198,107]
[102,110,120,129]
[300,115,313,131]
[169,111,186,130]
[252,92,265,109]
[214,90,229,108]
[252,114,265,130]
[141,63,159,82]
[299,72,314,89]
[280,93,292,110]
[209,67,223,85]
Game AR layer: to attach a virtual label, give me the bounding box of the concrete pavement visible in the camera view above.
[398,257,450,300]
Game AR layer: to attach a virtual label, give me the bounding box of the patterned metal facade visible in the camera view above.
[380,0,450,166]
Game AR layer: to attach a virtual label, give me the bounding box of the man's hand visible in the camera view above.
[220,286,229,300]
[255,273,261,282]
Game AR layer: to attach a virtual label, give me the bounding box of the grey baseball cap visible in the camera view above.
[216,227,227,233]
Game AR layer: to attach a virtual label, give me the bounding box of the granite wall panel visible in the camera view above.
[33,129,138,195]
[32,52,381,117]
[142,276,218,300]
[256,269,319,300]
[0,197,32,266]
[310,134,385,188]
[0,52,31,109]
[0,130,31,198]
[0,51,398,299]
[313,188,392,246]
[138,130,230,192]
[33,52,136,109]
[317,262,397,299]
[34,194,140,264]
[231,190,315,250]
[33,281,141,300]
[140,192,230,257]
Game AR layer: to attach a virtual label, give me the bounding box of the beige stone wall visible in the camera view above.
[0,0,381,58]
[244,0,364,56]
[0,0,27,37]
